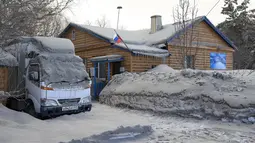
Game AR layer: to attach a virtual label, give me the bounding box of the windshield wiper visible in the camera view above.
[48,80,70,85]
[74,77,91,84]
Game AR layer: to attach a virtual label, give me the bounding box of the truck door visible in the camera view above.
[26,64,41,109]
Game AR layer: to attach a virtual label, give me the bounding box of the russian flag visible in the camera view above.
[113,33,122,43]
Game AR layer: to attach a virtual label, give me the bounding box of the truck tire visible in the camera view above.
[25,100,38,118]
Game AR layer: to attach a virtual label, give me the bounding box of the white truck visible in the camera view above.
[4,36,92,118]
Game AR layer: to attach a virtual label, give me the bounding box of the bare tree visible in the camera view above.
[95,15,109,28]
[172,0,199,69]
[85,20,92,26]
[0,0,75,46]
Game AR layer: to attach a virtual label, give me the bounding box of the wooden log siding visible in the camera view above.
[168,46,233,70]
[170,21,231,49]
[168,21,234,70]
[62,27,132,77]
[131,56,165,72]
[0,67,8,91]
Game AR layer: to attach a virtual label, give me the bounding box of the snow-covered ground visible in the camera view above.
[100,65,255,123]
[0,103,255,143]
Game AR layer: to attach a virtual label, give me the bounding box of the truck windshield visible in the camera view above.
[32,54,90,85]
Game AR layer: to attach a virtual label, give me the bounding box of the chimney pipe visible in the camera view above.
[150,15,163,34]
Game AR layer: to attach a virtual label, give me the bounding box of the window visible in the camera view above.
[28,64,40,87]
[71,30,76,40]
[185,55,195,69]
[98,63,106,78]
[95,63,106,79]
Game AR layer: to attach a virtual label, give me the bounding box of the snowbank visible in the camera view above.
[100,67,255,123]
[148,64,175,73]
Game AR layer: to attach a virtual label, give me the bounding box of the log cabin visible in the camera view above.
[59,15,237,96]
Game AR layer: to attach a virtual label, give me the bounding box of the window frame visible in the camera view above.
[185,55,195,69]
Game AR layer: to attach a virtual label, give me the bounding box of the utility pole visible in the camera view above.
[117,6,122,29]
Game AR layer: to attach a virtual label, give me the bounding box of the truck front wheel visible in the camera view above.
[25,100,39,118]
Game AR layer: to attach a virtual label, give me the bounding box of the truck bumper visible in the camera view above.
[40,104,92,117]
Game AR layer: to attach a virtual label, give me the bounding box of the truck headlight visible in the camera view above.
[79,96,91,104]
[41,99,58,106]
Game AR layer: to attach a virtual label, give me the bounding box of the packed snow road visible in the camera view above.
[0,103,255,143]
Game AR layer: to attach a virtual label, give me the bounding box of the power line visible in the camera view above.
[206,0,221,16]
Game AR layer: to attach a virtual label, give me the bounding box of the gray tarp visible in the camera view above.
[30,54,89,85]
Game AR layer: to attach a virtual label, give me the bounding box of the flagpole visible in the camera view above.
[113,29,130,50]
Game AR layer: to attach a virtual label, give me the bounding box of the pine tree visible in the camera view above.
[217,0,255,69]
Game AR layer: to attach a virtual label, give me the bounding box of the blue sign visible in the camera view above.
[210,53,226,69]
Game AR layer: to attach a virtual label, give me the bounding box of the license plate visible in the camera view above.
[62,106,79,111]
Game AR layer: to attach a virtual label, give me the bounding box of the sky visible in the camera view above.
[65,0,255,30]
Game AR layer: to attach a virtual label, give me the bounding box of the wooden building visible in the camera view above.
[59,15,237,96]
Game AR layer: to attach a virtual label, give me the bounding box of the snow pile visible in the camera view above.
[100,69,255,123]
[0,48,18,67]
[148,64,175,73]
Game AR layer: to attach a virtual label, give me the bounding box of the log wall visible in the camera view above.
[0,67,8,91]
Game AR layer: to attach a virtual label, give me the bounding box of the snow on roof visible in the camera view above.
[115,43,169,57]
[33,36,75,54]
[0,48,18,67]
[63,16,205,57]
[7,36,75,54]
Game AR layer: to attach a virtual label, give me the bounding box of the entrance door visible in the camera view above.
[112,62,121,75]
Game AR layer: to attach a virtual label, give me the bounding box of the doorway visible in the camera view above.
[112,62,121,75]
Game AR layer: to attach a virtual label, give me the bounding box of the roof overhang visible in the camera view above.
[90,55,124,63]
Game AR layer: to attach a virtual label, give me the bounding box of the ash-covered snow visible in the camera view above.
[0,48,18,67]
[100,66,255,123]
[1,103,255,143]
[148,64,175,73]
